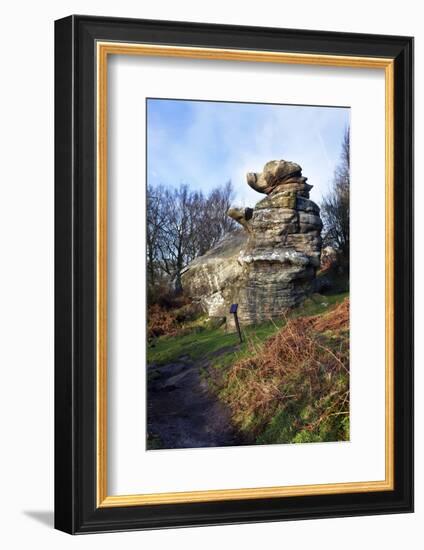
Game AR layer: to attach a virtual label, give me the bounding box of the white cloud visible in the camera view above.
[147,100,350,208]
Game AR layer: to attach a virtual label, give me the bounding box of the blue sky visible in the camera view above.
[147,98,350,206]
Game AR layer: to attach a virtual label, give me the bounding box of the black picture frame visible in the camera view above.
[55,14,414,534]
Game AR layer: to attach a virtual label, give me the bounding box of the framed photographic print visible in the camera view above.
[54,15,414,534]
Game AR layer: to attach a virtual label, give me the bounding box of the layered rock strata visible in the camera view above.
[181,160,322,326]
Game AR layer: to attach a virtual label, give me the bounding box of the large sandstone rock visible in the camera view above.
[181,160,322,326]
[180,229,248,318]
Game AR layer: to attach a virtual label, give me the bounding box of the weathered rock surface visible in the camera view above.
[180,229,248,318]
[181,160,322,326]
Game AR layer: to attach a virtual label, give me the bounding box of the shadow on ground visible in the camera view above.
[23,510,54,528]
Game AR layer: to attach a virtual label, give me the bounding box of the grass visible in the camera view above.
[148,325,235,365]
[147,317,284,366]
[147,291,347,367]
[147,291,350,446]
[221,298,350,444]
[291,291,349,318]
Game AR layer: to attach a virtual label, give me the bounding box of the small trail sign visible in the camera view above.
[230,303,243,344]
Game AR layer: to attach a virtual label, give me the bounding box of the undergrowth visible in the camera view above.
[147,291,350,445]
[147,300,203,339]
[147,317,284,365]
[220,298,350,444]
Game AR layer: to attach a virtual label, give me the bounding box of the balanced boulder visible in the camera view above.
[181,160,322,326]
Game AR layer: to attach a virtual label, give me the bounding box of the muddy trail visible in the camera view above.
[147,349,248,450]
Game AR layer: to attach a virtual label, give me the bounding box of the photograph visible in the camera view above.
[146,98,351,450]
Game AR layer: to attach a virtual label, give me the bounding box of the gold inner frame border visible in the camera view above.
[96,42,395,508]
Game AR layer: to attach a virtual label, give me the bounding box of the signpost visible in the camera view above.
[230,303,243,344]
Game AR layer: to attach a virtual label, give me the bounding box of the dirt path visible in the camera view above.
[147,352,247,450]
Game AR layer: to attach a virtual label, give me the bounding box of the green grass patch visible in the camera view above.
[291,291,348,318]
[148,326,232,365]
[147,319,285,366]
[147,291,348,367]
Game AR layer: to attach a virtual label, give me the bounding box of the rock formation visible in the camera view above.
[181,160,322,327]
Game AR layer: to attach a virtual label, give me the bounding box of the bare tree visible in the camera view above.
[197,180,236,255]
[146,184,167,286]
[321,127,350,261]
[158,185,197,292]
[147,181,236,294]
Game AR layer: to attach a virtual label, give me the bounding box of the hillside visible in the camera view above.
[147,292,349,449]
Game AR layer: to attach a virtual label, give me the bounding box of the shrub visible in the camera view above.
[147,299,204,340]
[147,304,179,339]
[220,298,350,444]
